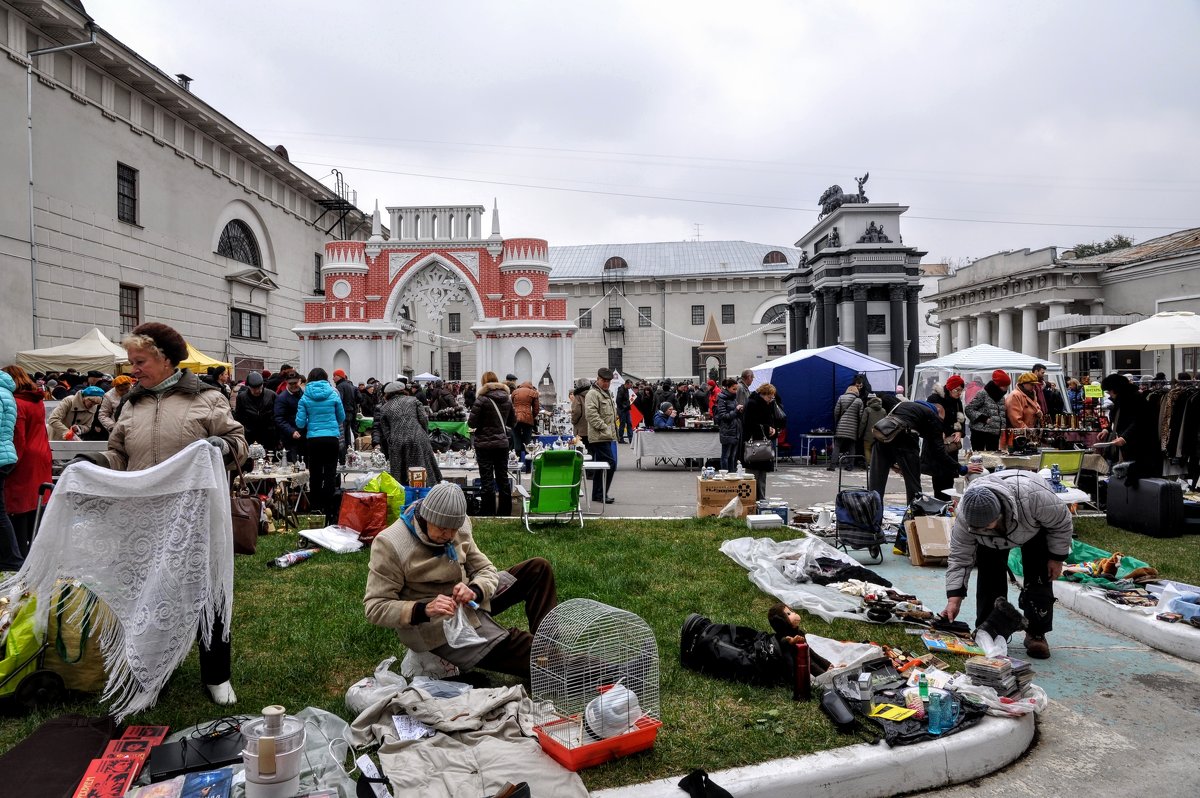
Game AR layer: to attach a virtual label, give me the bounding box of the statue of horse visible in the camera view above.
[817,173,870,219]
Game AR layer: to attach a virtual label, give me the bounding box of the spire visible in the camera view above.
[490,198,501,238]
[368,200,383,242]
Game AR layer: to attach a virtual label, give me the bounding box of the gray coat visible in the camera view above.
[378,395,442,486]
[965,382,1007,436]
[833,389,863,440]
[945,471,1074,598]
[714,388,741,444]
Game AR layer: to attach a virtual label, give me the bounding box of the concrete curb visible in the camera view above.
[593,713,1035,798]
[1054,581,1200,663]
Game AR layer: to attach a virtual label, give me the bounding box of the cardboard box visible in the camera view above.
[906,516,953,566]
[697,477,757,518]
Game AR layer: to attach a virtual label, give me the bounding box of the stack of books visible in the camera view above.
[965,656,1018,696]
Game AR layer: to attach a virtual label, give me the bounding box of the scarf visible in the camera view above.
[0,440,233,721]
[146,369,184,393]
[403,503,458,561]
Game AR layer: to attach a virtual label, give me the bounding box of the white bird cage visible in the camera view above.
[530,598,661,771]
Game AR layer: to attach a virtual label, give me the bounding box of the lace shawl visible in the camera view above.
[0,440,233,720]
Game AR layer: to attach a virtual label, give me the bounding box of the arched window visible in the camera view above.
[217,220,261,267]
[603,256,628,270]
[761,304,788,324]
[762,250,788,265]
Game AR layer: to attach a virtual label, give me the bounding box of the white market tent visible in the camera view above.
[748,345,902,433]
[1057,312,1200,376]
[913,343,1067,403]
[16,328,128,374]
[412,372,439,383]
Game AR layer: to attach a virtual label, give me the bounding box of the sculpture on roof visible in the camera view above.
[817,172,869,219]
[857,221,893,244]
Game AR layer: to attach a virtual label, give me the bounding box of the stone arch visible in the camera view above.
[514,346,533,382]
[751,295,789,324]
[383,253,487,323]
[333,348,351,377]
[211,199,275,272]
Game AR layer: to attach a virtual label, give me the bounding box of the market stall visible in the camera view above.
[912,344,1069,406]
[1056,310,1200,378]
[15,327,128,374]
[633,428,721,468]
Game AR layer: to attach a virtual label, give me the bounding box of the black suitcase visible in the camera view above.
[1105,475,1184,537]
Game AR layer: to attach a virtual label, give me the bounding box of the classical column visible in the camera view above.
[954,318,970,352]
[905,286,921,388]
[823,288,839,347]
[889,284,906,369]
[1046,302,1068,367]
[975,313,992,346]
[839,289,854,345]
[794,303,811,351]
[938,322,952,357]
[996,309,1015,351]
[1020,305,1040,358]
[853,285,869,354]
[813,290,826,348]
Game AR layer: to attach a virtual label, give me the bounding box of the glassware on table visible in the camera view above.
[926,689,960,735]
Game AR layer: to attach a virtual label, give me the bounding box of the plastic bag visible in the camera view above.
[400,649,460,680]
[345,656,408,715]
[301,525,364,554]
[718,495,745,519]
[442,605,487,649]
[337,491,389,542]
[362,471,405,524]
[955,682,1048,716]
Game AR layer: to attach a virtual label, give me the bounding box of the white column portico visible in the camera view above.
[1046,302,1068,367]
[1020,305,1040,357]
[975,313,992,346]
[953,318,970,352]
[939,321,952,356]
[996,309,1015,351]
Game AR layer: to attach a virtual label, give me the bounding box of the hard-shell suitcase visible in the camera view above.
[1106,475,1184,538]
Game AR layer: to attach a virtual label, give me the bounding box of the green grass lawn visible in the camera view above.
[0,518,928,790]
[1073,517,1200,585]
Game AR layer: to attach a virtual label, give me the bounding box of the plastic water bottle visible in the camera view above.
[736,461,745,478]
[918,672,929,706]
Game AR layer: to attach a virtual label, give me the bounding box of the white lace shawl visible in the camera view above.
[0,440,233,720]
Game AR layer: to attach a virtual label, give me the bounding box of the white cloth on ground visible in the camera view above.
[0,440,232,720]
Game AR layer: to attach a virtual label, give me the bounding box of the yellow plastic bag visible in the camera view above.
[0,596,40,692]
[44,582,111,693]
[362,471,404,524]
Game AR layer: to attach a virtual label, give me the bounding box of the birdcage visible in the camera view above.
[530,598,661,771]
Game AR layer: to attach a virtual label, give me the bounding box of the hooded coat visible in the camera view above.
[859,394,885,444]
[469,382,515,451]
[47,392,98,441]
[4,383,52,514]
[945,471,1073,598]
[297,379,346,439]
[93,370,247,472]
[0,371,18,469]
[965,381,1007,436]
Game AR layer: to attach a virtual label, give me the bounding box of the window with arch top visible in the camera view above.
[603,256,628,270]
[218,219,262,267]
[762,250,788,265]
[761,304,787,324]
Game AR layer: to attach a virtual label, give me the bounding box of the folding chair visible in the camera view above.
[515,449,584,533]
[1037,449,1099,511]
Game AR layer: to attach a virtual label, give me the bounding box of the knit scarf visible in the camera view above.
[0,440,233,721]
[403,503,458,561]
[146,369,184,393]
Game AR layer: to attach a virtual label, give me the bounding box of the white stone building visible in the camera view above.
[926,228,1200,376]
[0,0,371,374]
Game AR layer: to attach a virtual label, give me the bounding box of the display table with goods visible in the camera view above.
[428,420,471,439]
[632,428,721,468]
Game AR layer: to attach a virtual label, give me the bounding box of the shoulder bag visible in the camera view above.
[487,397,516,450]
[872,402,911,443]
[230,460,264,556]
[743,424,776,472]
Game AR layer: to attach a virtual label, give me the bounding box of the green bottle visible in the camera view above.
[918,673,929,704]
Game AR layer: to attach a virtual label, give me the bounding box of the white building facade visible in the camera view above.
[0,0,370,373]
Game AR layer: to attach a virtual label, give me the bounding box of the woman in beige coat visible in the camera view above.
[85,322,247,705]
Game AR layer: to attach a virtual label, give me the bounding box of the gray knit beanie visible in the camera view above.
[419,482,468,529]
[959,486,1002,528]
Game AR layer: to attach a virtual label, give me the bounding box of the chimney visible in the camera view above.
[175,73,192,91]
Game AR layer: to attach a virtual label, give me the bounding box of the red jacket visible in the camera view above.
[6,390,52,514]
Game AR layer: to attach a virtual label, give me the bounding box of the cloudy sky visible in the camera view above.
[86,0,1199,262]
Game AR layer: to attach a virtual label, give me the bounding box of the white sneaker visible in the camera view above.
[206,681,237,705]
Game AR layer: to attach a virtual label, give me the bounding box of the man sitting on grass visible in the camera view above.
[364,481,557,679]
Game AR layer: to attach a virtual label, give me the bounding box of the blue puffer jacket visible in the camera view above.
[0,371,16,467]
[296,379,345,439]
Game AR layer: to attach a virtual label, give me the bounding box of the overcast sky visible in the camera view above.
[86,0,1200,262]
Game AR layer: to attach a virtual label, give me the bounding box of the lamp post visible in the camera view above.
[26,21,98,347]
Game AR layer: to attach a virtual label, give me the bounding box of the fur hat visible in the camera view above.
[944,375,964,391]
[992,369,1011,388]
[1016,372,1038,385]
[419,482,467,529]
[960,486,1002,528]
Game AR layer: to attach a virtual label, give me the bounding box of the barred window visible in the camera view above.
[691,305,704,325]
[313,252,323,293]
[607,306,622,327]
[117,163,138,224]
[230,309,263,340]
[448,351,462,381]
[608,348,623,372]
[449,313,461,333]
[761,304,788,325]
[218,220,261,267]
[578,308,592,329]
[119,285,140,335]
[638,306,652,327]
[721,304,735,324]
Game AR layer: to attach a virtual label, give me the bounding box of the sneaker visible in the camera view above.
[1024,634,1050,659]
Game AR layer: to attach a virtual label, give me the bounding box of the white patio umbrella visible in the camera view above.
[1056,311,1200,376]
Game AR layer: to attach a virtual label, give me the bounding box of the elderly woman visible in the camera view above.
[377,380,442,487]
[2,365,52,562]
[47,385,106,441]
[86,322,247,705]
[1005,373,1042,432]
[740,383,779,501]
[97,374,134,433]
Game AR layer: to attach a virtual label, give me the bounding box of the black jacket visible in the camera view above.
[468,382,515,451]
[740,392,778,449]
[888,401,960,478]
[234,387,278,449]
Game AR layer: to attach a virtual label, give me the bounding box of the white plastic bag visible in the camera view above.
[718,496,745,519]
[302,524,364,553]
[400,649,459,679]
[345,656,408,715]
[956,682,1048,716]
[443,604,487,648]
[975,629,1008,657]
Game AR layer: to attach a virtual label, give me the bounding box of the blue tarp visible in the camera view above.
[748,345,902,435]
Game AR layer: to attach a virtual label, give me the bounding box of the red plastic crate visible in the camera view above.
[534,715,662,771]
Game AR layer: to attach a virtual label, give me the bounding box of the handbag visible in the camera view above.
[230,462,263,556]
[872,403,912,443]
[743,423,776,471]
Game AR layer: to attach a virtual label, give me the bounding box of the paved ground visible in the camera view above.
[597,454,1200,797]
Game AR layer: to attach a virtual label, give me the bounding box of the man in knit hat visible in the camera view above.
[941,471,1073,659]
[364,482,558,678]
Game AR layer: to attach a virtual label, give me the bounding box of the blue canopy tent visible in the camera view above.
[748,345,902,435]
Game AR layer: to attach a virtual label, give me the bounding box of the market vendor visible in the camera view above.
[364,481,557,679]
[941,471,1073,659]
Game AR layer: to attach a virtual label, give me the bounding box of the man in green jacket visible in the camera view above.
[584,367,617,504]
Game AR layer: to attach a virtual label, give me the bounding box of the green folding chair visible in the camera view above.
[516,449,584,533]
[1037,450,1084,487]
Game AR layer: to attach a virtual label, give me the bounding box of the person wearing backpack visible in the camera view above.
[868,400,970,505]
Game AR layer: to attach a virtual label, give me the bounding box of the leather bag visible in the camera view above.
[743,438,776,471]
[230,463,263,555]
[872,412,909,443]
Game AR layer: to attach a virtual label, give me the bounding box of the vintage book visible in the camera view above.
[920,631,984,657]
[100,737,153,779]
[122,725,171,747]
[72,757,138,798]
